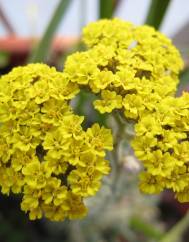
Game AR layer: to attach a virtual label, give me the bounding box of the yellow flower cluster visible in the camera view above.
[132,93,189,202]
[64,18,183,120]
[0,19,185,217]
[63,19,187,201]
[0,63,113,221]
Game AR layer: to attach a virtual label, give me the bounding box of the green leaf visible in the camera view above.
[0,51,10,68]
[99,0,114,19]
[28,0,71,63]
[145,0,171,29]
[129,216,164,240]
[74,90,108,127]
[160,212,189,242]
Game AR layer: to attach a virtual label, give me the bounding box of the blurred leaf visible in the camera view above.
[99,0,114,19]
[74,90,108,127]
[28,0,71,63]
[178,67,189,92]
[145,0,171,29]
[0,51,10,68]
[76,90,90,116]
[160,212,189,242]
[0,219,27,242]
[129,216,164,240]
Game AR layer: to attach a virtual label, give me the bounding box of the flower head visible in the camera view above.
[64,19,183,121]
[0,63,113,221]
[132,93,189,201]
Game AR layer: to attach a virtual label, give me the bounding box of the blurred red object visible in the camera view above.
[0,36,78,54]
[161,190,189,216]
[0,36,79,71]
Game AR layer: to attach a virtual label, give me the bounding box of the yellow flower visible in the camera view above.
[131,135,158,160]
[2,18,186,219]
[132,93,189,200]
[93,71,114,90]
[63,139,89,166]
[0,167,24,194]
[0,63,112,221]
[94,158,111,175]
[43,128,70,159]
[59,114,85,140]
[82,19,133,48]
[139,172,165,194]
[29,208,43,220]
[0,101,15,122]
[42,203,68,221]
[41,99,71,125]
[64,18,183,121]
[11,150,37,172]
[22,162,52,189]
[64,51,98,85]
[176,186,189,203]
[144,150,178,177]
[11,126,40,152]
[0,136,12,163]
[134,115,163,137]
[174,142,189,162]
[165,166,189,192]
[27,79,51,104]
[86,123,113,157]
[21,186,42,220]
[94,90,122,113]
[123,94,144,120]
[50,76,80,100]
[68,168,102,197]
[41,177,68,206]
[45,155,68,175]
[67,193,88,219]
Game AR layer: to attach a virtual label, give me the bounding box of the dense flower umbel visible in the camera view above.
[132,93,189,201]
[0,19,186,220]
[0,64,113,221]
[64,19,187,202]
[64,18,183,120]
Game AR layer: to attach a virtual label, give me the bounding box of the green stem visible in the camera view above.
[28,0,71,63]
[109,112,131,199]
[90,112,126,216]
[99,0,114,19]
[177,68,189,92]
[145,0,171,29]
[69,221,85,242]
